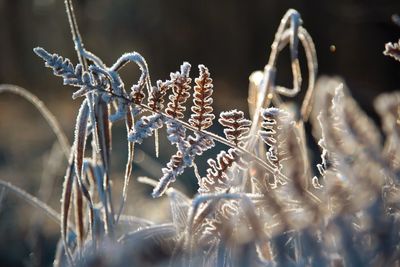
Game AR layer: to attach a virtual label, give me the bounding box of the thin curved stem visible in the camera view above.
[64,0,88,70]
[0,180,76,232]
[0,84,70,159]
[247,9,303,141]
[268,9,300,68]
[277,26,318,121]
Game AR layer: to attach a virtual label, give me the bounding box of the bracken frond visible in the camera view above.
[199,148,246,194]
[259,107,292,170]
[148,80,171,112]
[330,85,382,154]
[33,47,107,98]
[34,47,79,83]
[152,152,184,198]
[152,133,215,198]
[219,110,251,147]
[131,84,146,105]
[128,114,164,144]
[184,133,215,166]
[166,120,188,152]
[189,65,215,130]
[165,62,192,119]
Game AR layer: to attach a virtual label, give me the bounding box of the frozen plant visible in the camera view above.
[1,1,400,266]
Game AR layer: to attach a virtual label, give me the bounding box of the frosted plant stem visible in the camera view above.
[0,180,76,232]
[64,0,87,69]
[278,27,318,121]
[248,9,302,142]
[0,84,70,159]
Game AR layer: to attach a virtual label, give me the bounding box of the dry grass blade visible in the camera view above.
[249,8,301,132]
[61,155,75,266]
[88,94,101,154]
[97,100,112,174]
[111,52,152,95]
[283,124,319,212]
[168,189,191,232]
[0,180,66,227]
[74,177,85,255]
[74,99,90,187]
[96,99,115,236]
[116,106,135,223]
[277,26,318,120]
[272,10,302,97]
[0,84,70,159]
[117,214,154,227]
[72,99,91,254]
[119,223,176,242]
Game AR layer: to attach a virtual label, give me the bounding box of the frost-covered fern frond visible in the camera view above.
[148,80,170,112]
[33,47,102,95]
[166,120,188,151]
[194,110,252,195]
[128,114,165,144]
[259,108,291,167]
[189,65,215,130]
[153,133,215,198]
[199,148,247,194]
[219,109,252,147]
[165,62,192,119]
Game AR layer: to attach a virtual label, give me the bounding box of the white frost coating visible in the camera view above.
[128,114,164,144]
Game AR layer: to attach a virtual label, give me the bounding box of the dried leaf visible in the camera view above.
[74,99,90,188]
[189,65,215,130]
[165,62,192,119]
[74,177,84,254]
[61,155,75,265]
[219,110,251,147]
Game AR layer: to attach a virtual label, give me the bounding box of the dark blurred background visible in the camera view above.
[0,0,399,266]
